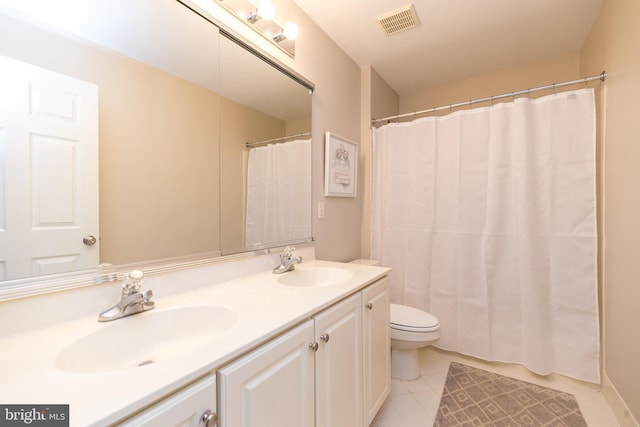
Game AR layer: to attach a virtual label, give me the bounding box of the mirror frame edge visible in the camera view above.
[0,237,315,302]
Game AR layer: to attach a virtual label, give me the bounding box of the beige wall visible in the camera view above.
[371,68,400,120]
[400,53,581,114]
[277,3,363,262]
[285,117,312,136]
[99,61,221,265]
[581,0,640,423]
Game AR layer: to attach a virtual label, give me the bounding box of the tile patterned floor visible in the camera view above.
[370,347,620,427]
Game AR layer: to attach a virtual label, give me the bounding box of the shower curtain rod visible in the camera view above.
[371,71,606,124]
[245,132,311,148]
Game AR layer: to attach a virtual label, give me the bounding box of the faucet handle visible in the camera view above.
[122,270,144,295]
[283,246,296,259]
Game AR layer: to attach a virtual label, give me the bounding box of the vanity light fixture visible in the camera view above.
[214,0,298,57]
[273,22,299,42]
[246,0,275,23]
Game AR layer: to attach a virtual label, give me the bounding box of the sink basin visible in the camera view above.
[277,267,354,287]
[56,305,237,373]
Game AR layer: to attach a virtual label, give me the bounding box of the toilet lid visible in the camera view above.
[390,303,440,333]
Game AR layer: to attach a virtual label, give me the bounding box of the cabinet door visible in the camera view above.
[362,277,391,426]
[118,374,216,427]
[314,293,362,427]
[218,320,315,427]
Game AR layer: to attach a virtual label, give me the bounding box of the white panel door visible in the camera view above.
[314,292,363,427]
[362,277,391,425]
[218,320,315,427]
[0,55,99,280]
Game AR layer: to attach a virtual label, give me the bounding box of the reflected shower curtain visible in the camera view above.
[371,89,599,382]
[245,139,311,246]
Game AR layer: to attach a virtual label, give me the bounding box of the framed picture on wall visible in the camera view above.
[324,132,358,197]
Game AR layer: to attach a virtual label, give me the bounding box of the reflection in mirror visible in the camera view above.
[0,1,221,283]
[0,0,313,288]
[218,33,313,254]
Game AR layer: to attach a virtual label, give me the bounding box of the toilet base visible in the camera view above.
[391,347,420,380]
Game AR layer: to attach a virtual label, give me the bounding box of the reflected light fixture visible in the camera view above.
[273,21,299,42]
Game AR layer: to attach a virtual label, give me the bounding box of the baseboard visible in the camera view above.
[602,373,640,427]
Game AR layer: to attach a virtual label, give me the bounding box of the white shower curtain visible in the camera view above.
[245,139,311,246]
[372,89,600,383]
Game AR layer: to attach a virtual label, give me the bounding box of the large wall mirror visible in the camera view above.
[0,0,313,289]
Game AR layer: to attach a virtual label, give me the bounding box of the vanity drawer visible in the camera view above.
[118,374,217,427]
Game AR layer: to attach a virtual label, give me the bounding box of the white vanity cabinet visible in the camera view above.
[217,320,316,427]
[314,292,362,427]
[118,374,217,427]
[362,276,391,426]
[218,277,390,427]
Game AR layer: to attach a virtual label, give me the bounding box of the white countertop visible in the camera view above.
[0,259,389,426]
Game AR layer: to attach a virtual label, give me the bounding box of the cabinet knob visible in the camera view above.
[366,302,373,310]
[201,409,218,426]
[320,333,330,343]
[309,342,319,352]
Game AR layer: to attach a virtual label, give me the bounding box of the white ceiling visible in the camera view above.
[293,0,603,96]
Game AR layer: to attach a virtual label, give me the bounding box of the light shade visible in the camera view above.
[257,0,275,20]
[282,22,299,40]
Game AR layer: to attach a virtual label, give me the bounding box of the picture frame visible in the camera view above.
[324,132,358,197]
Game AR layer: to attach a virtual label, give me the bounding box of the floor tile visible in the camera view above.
[401,376,432,393]
[389,393,422,415]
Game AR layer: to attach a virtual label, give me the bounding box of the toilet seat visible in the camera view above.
[390,303,440,333]
[389,304,441,380]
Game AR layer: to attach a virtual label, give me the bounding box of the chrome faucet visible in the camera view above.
[272,246,303,274]
[98,270,155,322]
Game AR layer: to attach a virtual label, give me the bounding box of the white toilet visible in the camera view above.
[349,259,441,381]
[390,303,440,380]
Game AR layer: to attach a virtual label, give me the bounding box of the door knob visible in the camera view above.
[83,235,97,246]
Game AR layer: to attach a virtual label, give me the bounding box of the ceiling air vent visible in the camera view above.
[376,4,420,36]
